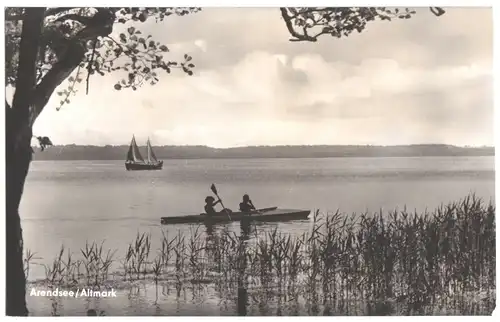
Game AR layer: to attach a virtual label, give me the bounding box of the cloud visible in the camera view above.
[30,7,493,148]
[194,39,207,52]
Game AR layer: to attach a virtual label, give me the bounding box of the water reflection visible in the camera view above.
[29,280,495,316]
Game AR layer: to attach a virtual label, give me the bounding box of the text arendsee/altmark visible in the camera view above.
[30,288,117,298]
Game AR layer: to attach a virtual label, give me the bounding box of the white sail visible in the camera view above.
[146,138,158,163]
[126,136,145,163]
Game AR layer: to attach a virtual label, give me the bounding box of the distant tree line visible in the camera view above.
[31,144,494,160]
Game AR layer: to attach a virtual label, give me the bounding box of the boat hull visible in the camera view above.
[125,161,163,171]
[160,207,310,225]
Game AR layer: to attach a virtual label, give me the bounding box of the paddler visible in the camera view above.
[239,194,256,213]
[204,196,221,216]
[204,196,233,216]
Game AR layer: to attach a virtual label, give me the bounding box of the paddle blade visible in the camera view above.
[210,184,218,195]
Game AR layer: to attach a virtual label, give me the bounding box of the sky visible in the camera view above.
[26,7,494,148]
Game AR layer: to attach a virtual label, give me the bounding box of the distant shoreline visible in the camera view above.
[32,144,495,161]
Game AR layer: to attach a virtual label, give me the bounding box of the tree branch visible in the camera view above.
[5,7,77,21]
[5,14,24,21]
[281,7,446,43]
[10,7,46,152]
[28,9,117,126]
[30,43,85,126]
[45,7,77,17]
[86,40,97,94]
[54,14,94,24]
[280,7,317,42]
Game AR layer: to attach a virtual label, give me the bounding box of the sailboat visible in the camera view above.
[125,135,163,171]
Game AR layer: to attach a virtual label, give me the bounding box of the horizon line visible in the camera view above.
[36,143,495,149]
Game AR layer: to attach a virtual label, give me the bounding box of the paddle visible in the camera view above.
[249,200,261,214]
[210,183,232,220]
[244,198,262,215]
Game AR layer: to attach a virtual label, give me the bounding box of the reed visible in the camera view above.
[26,194,495,314]
[79,241,116,287]
[24,249,36,282]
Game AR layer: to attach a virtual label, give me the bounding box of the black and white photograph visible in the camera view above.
[3,3,496,317]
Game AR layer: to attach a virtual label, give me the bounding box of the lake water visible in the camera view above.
[20,156,495,315]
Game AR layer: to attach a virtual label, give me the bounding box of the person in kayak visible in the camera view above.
[204,196,233,216]
[239,194,256,212]
[204,196,221,216]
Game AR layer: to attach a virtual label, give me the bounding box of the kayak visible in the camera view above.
[160,207,311,225]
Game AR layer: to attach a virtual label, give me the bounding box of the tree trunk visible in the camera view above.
[6,7,46,316]
[5,113,32,316]
[5,7,115,315]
